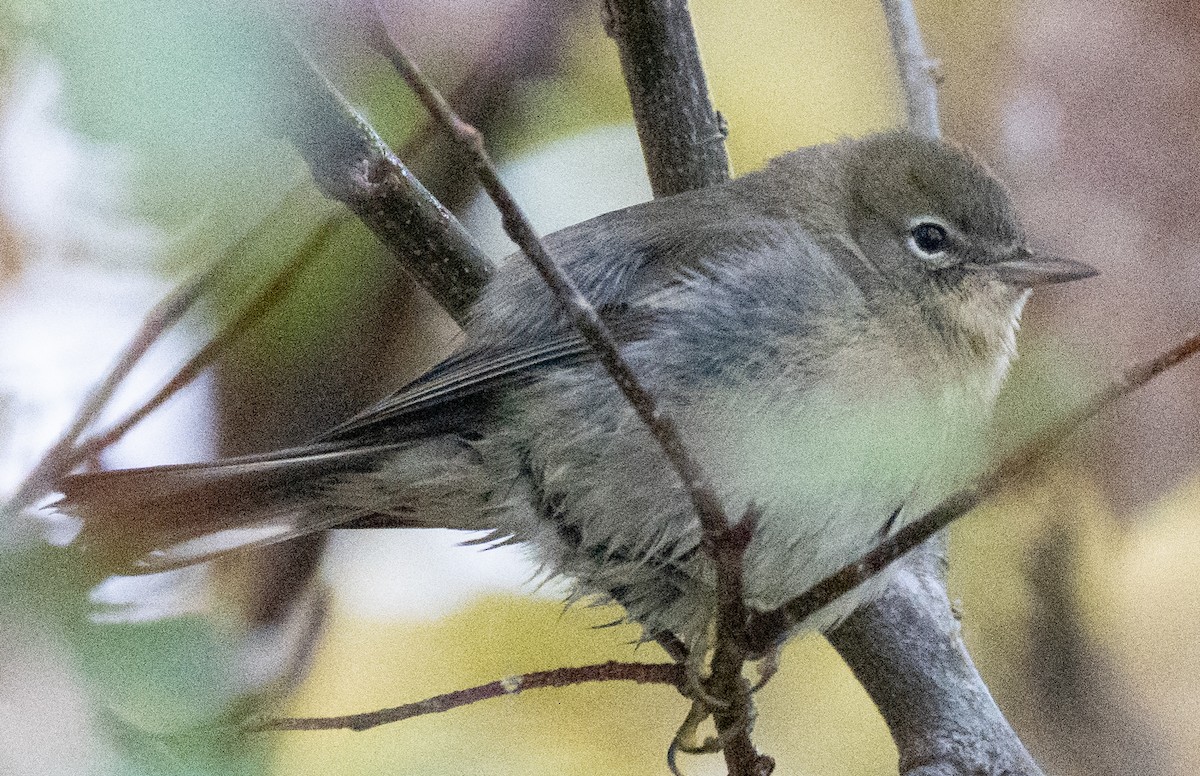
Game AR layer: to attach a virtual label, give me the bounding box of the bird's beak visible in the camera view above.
[987,249,1099,287]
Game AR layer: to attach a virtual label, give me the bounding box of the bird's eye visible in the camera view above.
[908,221,949,257]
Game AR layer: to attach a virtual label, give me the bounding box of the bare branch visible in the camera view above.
[828,541,1044,775]
[601,0,731,196]
[710,511,771,771]
[881,0,941,138]
[396,0,586,212]
[276,43,492,323]
[368,19,768,774]
[250,661,683,733]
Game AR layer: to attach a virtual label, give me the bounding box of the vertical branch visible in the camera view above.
[601,0,731,196]
[881,0,941,138]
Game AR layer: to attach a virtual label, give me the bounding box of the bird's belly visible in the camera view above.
[690,383,983,624]
[505,372,988,643]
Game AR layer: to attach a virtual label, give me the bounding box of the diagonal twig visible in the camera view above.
[364,7,744,619]
[4,189,317,514]
[746,329,1200,652]
[250,660,683,733]
[365,11,767,774]
[4,270,214,516]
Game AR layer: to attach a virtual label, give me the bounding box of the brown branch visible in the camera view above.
[368,16,767,774]
[601,0,731,196]
[275,41,492,323]
[881,0,941,139]
[250,661,683,733]
[746,330,1200,655]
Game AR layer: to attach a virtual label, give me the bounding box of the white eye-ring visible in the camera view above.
[906,217,951,260]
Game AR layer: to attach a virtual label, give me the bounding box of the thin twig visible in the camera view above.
[702,507,766,772]
[881,0,941,138]
[369,19,766,774]
[5,185,339,514]
[0,188,330,514]
[744,330,1200,655]
[4,269,213,515]
[394,0,585,215]
[367,10,742,609]
[70,212,348,463]
[250,661,683,732]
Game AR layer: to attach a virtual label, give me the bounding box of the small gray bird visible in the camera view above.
[57,130,1096,646]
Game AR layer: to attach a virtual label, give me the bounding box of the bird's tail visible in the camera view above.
[54,442,424,575]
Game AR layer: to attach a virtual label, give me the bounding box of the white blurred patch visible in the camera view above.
[0,51,158,269]
[1001,87,1064,167]
[231,583,327,697]
[88,566,214,624]
[463,123,654,261]
[37,509,81,547]
[0,264,216,493]
[323,529,568,621]
[142,523,300,570]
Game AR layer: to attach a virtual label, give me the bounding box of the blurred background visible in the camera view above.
[0,0,1196,774]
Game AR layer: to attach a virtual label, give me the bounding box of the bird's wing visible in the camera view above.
[314,195,742,443]
[317,334,594,443]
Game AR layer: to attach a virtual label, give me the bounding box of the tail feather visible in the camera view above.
[56,443,413,574]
